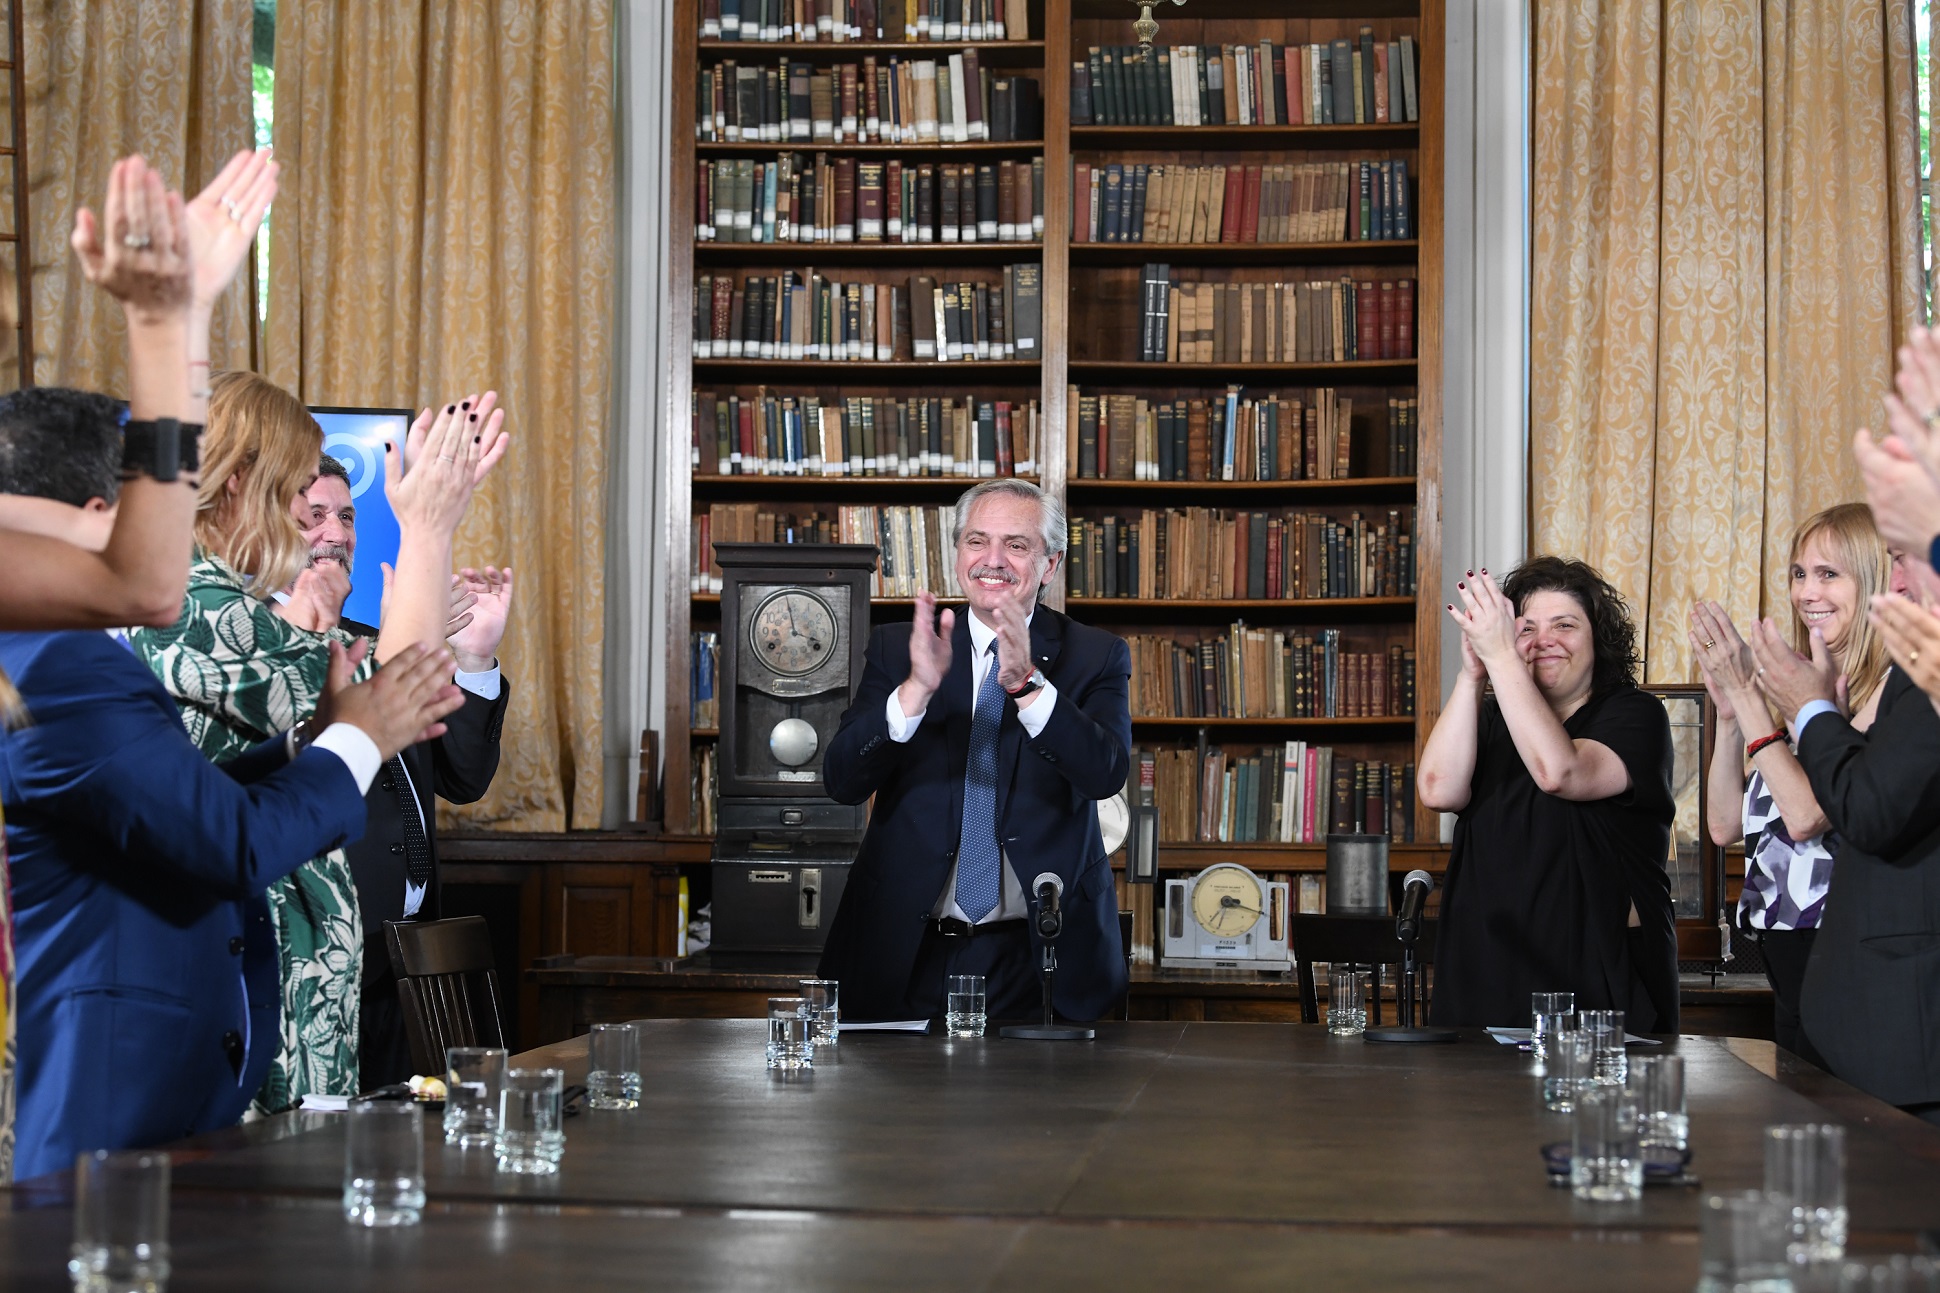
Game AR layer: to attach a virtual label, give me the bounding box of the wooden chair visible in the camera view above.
[386,916,508,1076]
[1290,913,1440,1026]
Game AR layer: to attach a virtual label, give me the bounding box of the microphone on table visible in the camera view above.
[1395,869,1434,946]
[1032,872,1064,939]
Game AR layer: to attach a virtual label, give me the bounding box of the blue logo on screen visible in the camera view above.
[313,409,410,630]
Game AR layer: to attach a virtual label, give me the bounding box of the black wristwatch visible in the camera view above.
[1005,668,1047,699]
[121,418,202,483]
[285,722,317,762]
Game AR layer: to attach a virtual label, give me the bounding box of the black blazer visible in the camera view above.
[339,617,510,993]
[817,607,1132,1021]
[1796,667,1940,1105]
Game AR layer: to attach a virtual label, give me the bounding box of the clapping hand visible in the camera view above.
[1747,618,1838,726]
[988,597,1035,694]
[898,589,955,716]
[1688,600,1762,727]
[71,157,192,322]
[276,560,351,633]
[385,393,508,539]
[1858,326,1940,554]
[183,148,278,311]
[311,639,465,760]
[1446,568,1519,674]
[447,565,513,672]
[1869,592,1940,698]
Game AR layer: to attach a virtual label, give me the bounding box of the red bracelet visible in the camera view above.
[1745,728,1789,760]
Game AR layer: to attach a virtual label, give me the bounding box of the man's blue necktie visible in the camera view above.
[955,641,1005,922]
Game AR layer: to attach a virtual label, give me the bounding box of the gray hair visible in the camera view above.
[951,478,1067,559]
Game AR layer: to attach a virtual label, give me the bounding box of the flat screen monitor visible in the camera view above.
[310,405,412,630]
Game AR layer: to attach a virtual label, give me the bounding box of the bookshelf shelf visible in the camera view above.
[1069,597,1419,625]
[1070,124,1417,150]
[693,593,968,606]
[697,39,1050,65]
[694,359,1043,378]
[1131,715,1414,729]
[691,727,720,738]
[696,139,1045,155]
[1068,240,1418,267]
[1068,359,1416,382]
[694,473,1041,491]
[1064,475,1415,499]
[696,241,1045,264]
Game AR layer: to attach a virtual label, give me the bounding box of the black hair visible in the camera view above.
[316,453,350,483]
[0,387,124,506]
[1501,555,1641,695]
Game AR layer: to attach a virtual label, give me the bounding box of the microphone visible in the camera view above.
[1032,872,1064,938]
[1395,869,1434,946]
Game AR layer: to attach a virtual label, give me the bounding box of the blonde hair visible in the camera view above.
[1789,502,1891,709]
[195,371,321,597]
[0,666,24,729]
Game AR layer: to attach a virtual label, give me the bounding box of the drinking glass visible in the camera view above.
[1765,1123,1847,1265]
[1543,1028,1596,1113]
[586,1023,643,1110]
[342,1102,426,1227]
[496,1067,567,1175]
[1696,1190,1794,1293]
[1530,992,1576,1068]
[1328,968,1367,1035]
[444,1046,507,1147]
[1627,1054,1688,1154]
[1569,1083,1643,1202]
[946,973,987,1038]
[800,979,841,1048]
[1580,1009,1628,1086]
[766,996,815,1069]
[69,1150,170,1293]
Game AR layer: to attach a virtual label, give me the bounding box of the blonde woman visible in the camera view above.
[1690,503,1895,1065]
[132,375,504,1109]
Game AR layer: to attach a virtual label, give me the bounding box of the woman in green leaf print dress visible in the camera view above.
[133,372,507,1110]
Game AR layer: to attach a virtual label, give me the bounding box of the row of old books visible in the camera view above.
[1071,34,1420,128]
[692,391,1041,477]
[1074,160,1410,245]
[1063,506,1416,602]
[1141,742,1418,843]
[1133,268,1415,364]
[703,0,1029,42]
[693,266,1042,361]
[699,156,1046,245]
[1126,628,1415,720]
[691,631,721,729]
[697,58,1041,145]
[1067,388,1417,482]
[696,503,965,598]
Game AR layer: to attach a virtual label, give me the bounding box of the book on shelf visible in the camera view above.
[1126,627,1415,720]
[1125,267,1415,363]
[703,0,1030,42]
[1070,159,1411,244]
[1068,36,1419,127]
[1061,506,1416,602]
[692,742,718,835]
[1140,740,1417,843]
[697,502,969,596]
[692,390,1039,477]
[698,59,1040,145]
[1065,386,1417,482]
[692,265,1039,362]
[699,155,1044,244]
[691,630,722,728]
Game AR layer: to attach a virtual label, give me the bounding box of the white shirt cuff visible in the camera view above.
[885,690,924,742]
[310,722,384,795]
[454,663,501,700]
[1014,680,1057,737]
[1791,698,1840,742]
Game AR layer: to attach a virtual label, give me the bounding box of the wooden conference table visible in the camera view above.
[4,1021,1939,1290]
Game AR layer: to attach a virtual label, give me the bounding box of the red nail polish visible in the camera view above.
[1457,582,1465,590]
[1466,569,1473,577]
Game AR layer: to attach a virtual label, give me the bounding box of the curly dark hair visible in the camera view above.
[1500,555,1641,695]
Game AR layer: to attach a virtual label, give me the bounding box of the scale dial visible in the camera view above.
[1191,864,1264,939]
[748,588,837,678]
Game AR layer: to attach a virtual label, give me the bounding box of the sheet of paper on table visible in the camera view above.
[298,1094,352,1112]
[838,1020,932,1034]
[1485,1027,1660,1046]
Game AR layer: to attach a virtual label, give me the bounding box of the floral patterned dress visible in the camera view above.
[131,551,372,1113]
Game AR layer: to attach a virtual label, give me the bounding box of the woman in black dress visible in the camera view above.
[1418,557,1678,1031]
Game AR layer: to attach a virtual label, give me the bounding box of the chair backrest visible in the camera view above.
[1118,909,1135,1021]
[386,916,507,1075]
[1289,913,1439,1025]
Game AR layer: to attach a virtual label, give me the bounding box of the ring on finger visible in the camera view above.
[220,197,244,224]
[1915,648,1924,667]
[1702,639,1716,650]
[120,232,152,250]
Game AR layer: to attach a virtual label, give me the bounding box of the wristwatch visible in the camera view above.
[120,418,202,483]
[1005,668,1047,699]
[285,722,318,763]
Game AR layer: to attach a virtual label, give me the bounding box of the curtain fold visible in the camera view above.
[1531,0,1920,683]
[265,1,613,830]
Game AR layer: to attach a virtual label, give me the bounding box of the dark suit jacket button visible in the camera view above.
[222,1030,243,1064]
[391,843,405,855]
[229,936,245,955]
[381,777,395,791]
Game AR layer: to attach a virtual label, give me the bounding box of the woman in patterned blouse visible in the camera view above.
[132,373,504,1110]
[1690,503,1902,1065]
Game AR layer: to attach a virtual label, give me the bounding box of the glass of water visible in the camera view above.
[1569,1083,1643,1203]
[1765,1122,1847,1265]
[1530,992,1576,1069]
[1580,1009,1628,1086]
[444,1046,507,1147]
[343,1101,426,1227]
[1543,1028,1596,1113]
[946,973,987,1038]
[1627,1054,1688,1155]
[1696,1190,1793,1293]
[69,1149,170,1293]
[800,979,841,1048]
[767,996,815,1069]
[587,1023,643,1110]
[496,1067,567,1175]
[1328,968,1367,1035]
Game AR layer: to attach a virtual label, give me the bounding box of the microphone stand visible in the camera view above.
[1363,913,1457,1044]
[1000,888,1095,1041]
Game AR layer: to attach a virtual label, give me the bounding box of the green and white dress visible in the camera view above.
[131,551,372,1113]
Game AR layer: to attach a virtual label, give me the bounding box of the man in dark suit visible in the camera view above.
[0,388,466,1180]
[819,479,1131,1023]
[280,455,511,1089]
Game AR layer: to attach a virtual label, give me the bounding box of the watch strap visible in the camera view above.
[121,418,202,483]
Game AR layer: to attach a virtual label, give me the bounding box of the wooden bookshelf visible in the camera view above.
[663,0,1445,862]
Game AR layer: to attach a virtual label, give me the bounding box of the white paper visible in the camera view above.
[838,1019,931,1034]
[1485,1026,1660,1046]
[298,1094,351,1112]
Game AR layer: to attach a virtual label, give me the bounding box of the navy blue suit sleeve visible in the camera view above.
[429,681,508,805]
[1027,632,1132,800]
[823,626,906,806]
[218,734,294,785]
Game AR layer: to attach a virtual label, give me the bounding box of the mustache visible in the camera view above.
[308,543,349,568]
[966,565,1019,585]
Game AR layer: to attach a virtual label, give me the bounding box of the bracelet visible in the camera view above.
[120,418,203,483]
[1745,728,1789,760]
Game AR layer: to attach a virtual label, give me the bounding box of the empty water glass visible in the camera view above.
[767,996,815,1069]
[1530,992,1575,1068]
[1627,1053,1687,1154]
[587,1023,642,1110]
[343,1101,425,1227]
[69,1149,170,1293]
[496,1067,566,1175]
[800,979,841,1048]
[1328,968,1367,1035]
[1543,1028,1596,1113]
[1697,1190,1793,1293]
[1766,1123,1847,1265]
[1580,1009,1627,1085]
[1569,1083,1642,1202]
[946,973,986,1038]
[444,1046,507,1147]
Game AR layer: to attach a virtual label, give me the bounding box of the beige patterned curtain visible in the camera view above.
[265,2,614,830]
[11,0,257,390]
[1531,0,1922,684]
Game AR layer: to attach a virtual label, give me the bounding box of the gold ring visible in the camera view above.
[1702,639,1716,650]
[1914,648,1923,667]
[1925,407,1940,432]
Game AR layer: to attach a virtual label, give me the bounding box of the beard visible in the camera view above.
[308,543,349,569]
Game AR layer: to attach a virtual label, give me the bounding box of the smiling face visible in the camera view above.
[953,491,1060,628]
[291,474,357,576]
[1516,588,1597,711]
[1790,532,1857,659]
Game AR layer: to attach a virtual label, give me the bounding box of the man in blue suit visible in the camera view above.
[0,388,465,1181]
[819,479,1132,1023]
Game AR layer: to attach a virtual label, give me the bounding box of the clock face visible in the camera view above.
[1191,864,1263,940]
[748,589,838,678]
